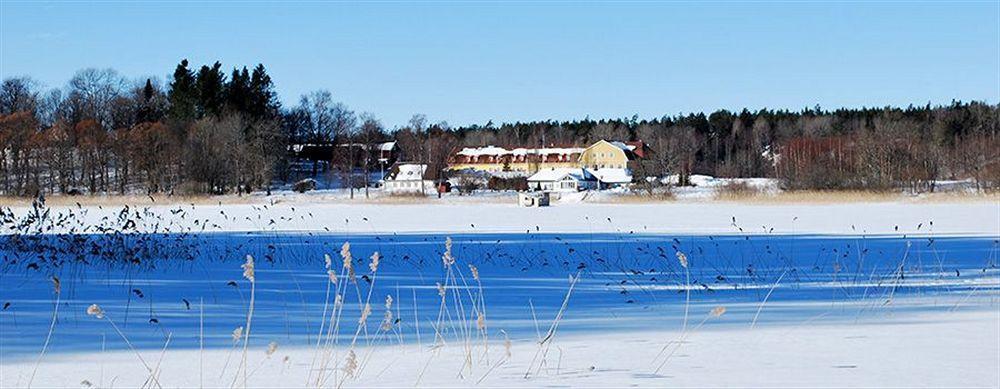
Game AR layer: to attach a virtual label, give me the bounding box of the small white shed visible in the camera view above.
[518,192,550,207]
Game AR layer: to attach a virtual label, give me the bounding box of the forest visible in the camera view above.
[0,59,997,196]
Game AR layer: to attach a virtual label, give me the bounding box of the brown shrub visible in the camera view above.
[715,181,762,199]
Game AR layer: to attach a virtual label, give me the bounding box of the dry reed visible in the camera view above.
[653,306,726,374]
[85,304,162,388]
[525,271,581,379]
[26,277,61,388]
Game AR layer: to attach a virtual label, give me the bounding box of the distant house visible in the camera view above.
[579,140,647,171]
[447,140,649,181]
[449,145,586,174]
[527,168,598,192]
[336,141,399,168]
[382,163,436,193]
[376,141,397,164]
[289,143,334,161]
[591,168,633,188]
[577,140,651,188]
[288,140,399,177]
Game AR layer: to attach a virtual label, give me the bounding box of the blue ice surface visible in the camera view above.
[0,231,997,359]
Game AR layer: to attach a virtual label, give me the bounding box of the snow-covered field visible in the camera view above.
[6,195,998,236]
[4,308,996,388]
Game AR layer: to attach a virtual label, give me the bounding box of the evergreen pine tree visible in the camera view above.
[167,59,197,123]
[226,67,251,114]
[136,78,156,123]
[249,64,278,120]
[195,61,226,118]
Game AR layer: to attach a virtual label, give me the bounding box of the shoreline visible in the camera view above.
[2,189,998,207]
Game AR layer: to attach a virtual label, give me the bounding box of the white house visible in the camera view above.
[382,163,436,193]
[527,168,598,192]
[591,168,633,188]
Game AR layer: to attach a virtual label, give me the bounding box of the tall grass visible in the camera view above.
[306,254,336,386]
[751,269,787,329]
[26,277,60,388]
[231,255,257,388]
[677,251,690,333]
[416,237,499,385]
[85,304,162,388]
[653,306,726,374]
[524,271,581,379]
[714,180,763,200]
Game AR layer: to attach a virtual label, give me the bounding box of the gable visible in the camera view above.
[580,140,629,165]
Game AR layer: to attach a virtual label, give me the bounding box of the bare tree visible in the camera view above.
[131,122,174,193]
[394,114,428,164]
[0,112,40,195]
[66,68,128,129]
[425,122,458,197]
[590,121,629,143]
[952,133,1000,191]
[0,77,40,115]
[296,90,342,143]
[358,113,384,198]
[640,125,699,186]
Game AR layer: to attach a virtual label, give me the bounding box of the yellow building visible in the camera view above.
[448,140,648,176]
[448,146,585,174]
[579,140,643,170]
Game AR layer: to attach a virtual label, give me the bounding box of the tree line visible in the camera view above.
[1,59,997,197]
[447,103,999,191]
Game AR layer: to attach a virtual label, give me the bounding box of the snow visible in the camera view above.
[3,196,997,237]
[4,308,996,387]
[377,141,396,151]
[590,168,632,184]
[458,145,512,156]
[384,164,427,181]
[608,140,637,151]
[457,146,585,158]
[526,168,593,182]
[527,168,631,185]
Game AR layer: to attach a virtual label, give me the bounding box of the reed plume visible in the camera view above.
[654,306,727,374]
[233,254,257,388]
[85,303,162,388]
[27,276,62,388]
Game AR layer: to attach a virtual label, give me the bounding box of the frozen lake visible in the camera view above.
[1,231,997,360]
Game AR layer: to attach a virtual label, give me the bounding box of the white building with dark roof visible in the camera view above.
[527,168,598,192]
[381,163,435,194]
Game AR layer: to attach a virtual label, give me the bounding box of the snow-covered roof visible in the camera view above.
[591,168,633,183]
[457,146,585,157]
[289,143,334,153]
[527,168,595,182]
[607,141,637,152]
[334,142,397,151]
[528,167,632,184]
[385,164,428,181]
[378,141,397,151]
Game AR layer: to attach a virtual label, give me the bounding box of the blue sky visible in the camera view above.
[1,1,997,127]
